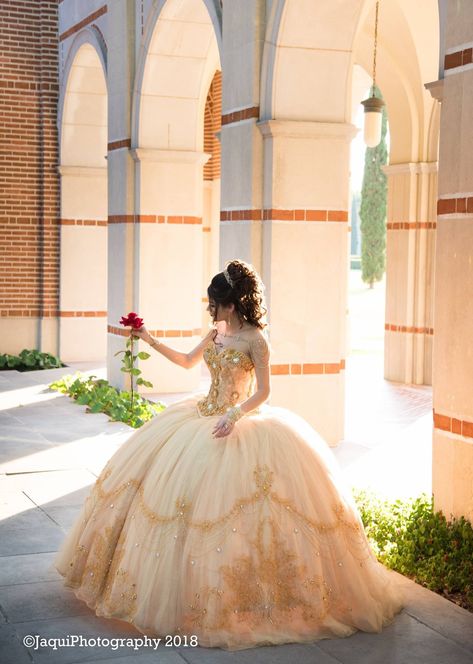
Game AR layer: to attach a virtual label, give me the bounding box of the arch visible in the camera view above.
[58,28,107,141]
[132,0,222,148]
[58,34,108,362]
[261,0,439,163]
[59,38,108,168]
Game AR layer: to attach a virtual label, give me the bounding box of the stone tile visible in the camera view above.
[13,614,169,664]
[396,571,473,653]
[0,580,91,622]
[3,468,98,508]
[0,623,32,664]
[43,504,83,530]
[315,612,473,664]
[0,488,37,519]
[179,641,340,663]
[79,653,187,664]
[0,506,64,556]
[0,423,53,445]
[0,551,59,586]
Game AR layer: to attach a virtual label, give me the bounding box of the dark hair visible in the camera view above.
[207,259,268,330]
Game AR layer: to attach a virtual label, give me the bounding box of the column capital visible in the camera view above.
[256,119,358,141]
[382,162,438,176]
[424,79,444,102]
[58,165,107,177]
[130,148,211,165]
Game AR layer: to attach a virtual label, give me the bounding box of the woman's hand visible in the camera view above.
[212,413,235,438]
[129,325,153,345]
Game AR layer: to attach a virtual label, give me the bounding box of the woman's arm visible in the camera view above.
[239,362,270,414]
[130,326,217,370]
[213,332,271,438]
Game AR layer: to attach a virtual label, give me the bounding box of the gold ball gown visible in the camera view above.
[54,331,405,651]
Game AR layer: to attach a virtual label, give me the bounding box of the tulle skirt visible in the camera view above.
[54,394,405,650]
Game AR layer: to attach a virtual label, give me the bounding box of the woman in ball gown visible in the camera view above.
[54,258,406,651]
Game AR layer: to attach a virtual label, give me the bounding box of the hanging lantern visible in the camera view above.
[361,0,385,147]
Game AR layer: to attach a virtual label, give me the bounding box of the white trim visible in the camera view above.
[257,119,358,141]
[382,162,438,176]
[445,63,473,76]
[437,214,473,220]
[434,429,473,445]
[438,192,473,199]
[445,41,473,55]
[58,165,107,177]
[130,148,211,164]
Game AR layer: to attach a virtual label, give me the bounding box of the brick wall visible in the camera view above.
[0,1,60,321]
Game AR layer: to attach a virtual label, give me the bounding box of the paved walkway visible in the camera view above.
[0,360,472,664]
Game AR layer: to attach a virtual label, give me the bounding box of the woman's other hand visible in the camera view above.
[212,414,235,438]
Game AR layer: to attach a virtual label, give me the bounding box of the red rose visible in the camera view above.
[119,311,144,330]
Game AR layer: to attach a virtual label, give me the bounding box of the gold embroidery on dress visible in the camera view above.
[196,344,256,417]
[183,516,334,631]
[65,461,373,627]
[90,463,363,536]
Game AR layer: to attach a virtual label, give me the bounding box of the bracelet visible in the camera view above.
[150,338,161,349]
[226,404,244,424]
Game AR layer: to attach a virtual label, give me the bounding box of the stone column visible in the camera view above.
[59,166,107,361]
[431,1,473,521]
[130,148,210,393]
[257,120,356,445]
[219,0,266,271]
[383,162,438,385]
[106,0,137,389]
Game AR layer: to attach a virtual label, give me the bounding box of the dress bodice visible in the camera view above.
[196,342,257,417]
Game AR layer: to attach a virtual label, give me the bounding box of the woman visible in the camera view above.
[54,259,405,651]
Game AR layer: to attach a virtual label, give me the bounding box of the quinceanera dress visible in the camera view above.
[54,330,405,651]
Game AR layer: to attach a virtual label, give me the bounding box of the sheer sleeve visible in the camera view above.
[248,333,271,369]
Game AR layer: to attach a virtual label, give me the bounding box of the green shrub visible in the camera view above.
[353,488,473,611]
[49,372,165,429]
[0,349,65,371]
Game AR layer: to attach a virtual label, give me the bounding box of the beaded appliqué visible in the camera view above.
[196,343,256,416]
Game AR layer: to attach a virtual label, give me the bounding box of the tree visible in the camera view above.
[359,85,388,288]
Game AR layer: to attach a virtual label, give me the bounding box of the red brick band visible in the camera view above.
[60,219,107,226]
[444,48,473,71]
[59,311,107,317]
[433,410,473,439]
[385,324,433,334]
[220,209,348,222]
[59,6,107,42]
[271,361,345,375]
[437,197,473,215]
[221,106,259,126]
[109,323,345,374]
[387,222,436,230]
[1,310,59,318]
[108,138,131,152]
[108,325,202,338]
[108,215,202,224]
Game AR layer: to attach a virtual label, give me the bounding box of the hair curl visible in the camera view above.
[207,259,268,330]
